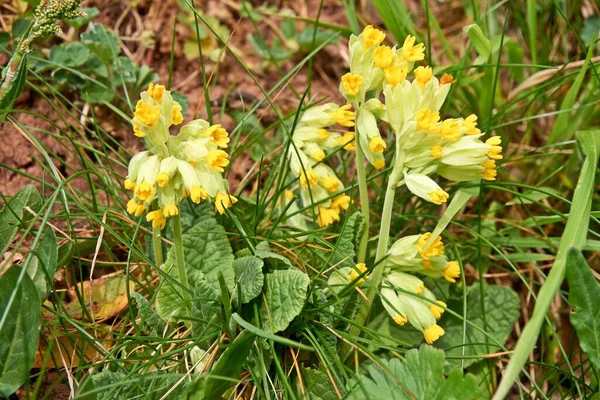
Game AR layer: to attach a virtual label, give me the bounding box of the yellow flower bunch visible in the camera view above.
[280,103,355,228]
[125,83,236,229]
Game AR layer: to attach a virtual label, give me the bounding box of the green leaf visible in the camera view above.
[302,367,337,400]
[255,241,294,269]
[505,186,561,205]
[566,248,600,369]
[435,285,520,369]
[371,0,414,43]
[112,56,136,85]
[0,52,28,122]
[81,23,120,63]
[0,266,41,397]
[0,185,42,255]
[234,256,264,304]
[329,211,363,270]
[24,227,57,300]
[296,27,339,53]
[81,78,115,104]
[348,345,479,399]
[260,269,309,333]
[49,42,90,67]
[156,211,235,322]
[185,330,256,400]
[131,292,166,336]
[581,16,600,46]
[464,24,491,64]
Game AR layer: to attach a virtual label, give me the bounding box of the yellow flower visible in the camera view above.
[369,136,386,154]
[299,169,318,187]
[361,25,386,48]
[430,145,443,159]
[190,185,208,204]
[422,259,432,270]
[463,114,481,135]
[317,207,340,227]
[384,66,407,87]
[414,66,433,89]
[322,177,340,192]
[429,189,449,205]
[124,178,136,190]
[424,324,445,344]
[133,121,145,137]
[338,131,356,151]
[146,210,167,229]
[284,189,294,200]
[163,203,179,217]
[373,158,385,170]
[416,108,440,132]
[486,136,503,160]
[440,73,456,85]
[147,83,165,103]
[350,262,368,284]
[439,119,461,141]
[481,160,497,181]
[215,191,237,215]
[443,261,461,283]
[312,149,326,161]
[415,281,425,294]
[207,124,230,148]
[329,104,355,127]
[341,73,364,97]
[156,172,169,188]
[429,301,446,319]
[134,181,154,202]
[417,232,444,259]
[126,198,146,217]
[401,35,425,61]
[134,100,160,126]
[205,150,229,172]
[317,129,329,140]
[393,314,408,326]
[332,195,351,211]
[373,45,395,68]
[172,103,183,125]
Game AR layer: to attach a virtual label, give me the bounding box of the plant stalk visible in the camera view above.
[173,214,192,312]
[355,119,370,264]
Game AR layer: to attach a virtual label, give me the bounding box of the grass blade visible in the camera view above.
[493,129,600,399]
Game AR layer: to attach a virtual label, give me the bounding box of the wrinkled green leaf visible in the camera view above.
[49,42,90,67]
[302,367,337,400]
[0,185,42,255]
[348,345,479,399]
[566,248,600,369]
[0,266,41,397]
[234,256,264,304]
[329,212,363,270]
[255,241,294,269]
[436,285,520,369]
[297,27,339,53]
[81,23,120,63]
[156,210,234,322]
[581,16,600,46]
[260,269,309,333]
[131,292,166,336]
[186,330,255,400]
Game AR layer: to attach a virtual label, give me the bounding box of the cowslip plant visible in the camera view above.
[124,82,236,309]
[320,25,504,347]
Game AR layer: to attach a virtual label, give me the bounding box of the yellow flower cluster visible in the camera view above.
[279,103,355,228]
[125,83,237,229]
[377,231,461,343]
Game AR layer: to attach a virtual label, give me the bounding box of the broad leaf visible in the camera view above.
[566,248,600,369]
[24,227,57,300]
[234,256,264,304]
[0,266,41,397]
[260,269,309,333]
[302,367,338,400]
[0,185,42,256]
[329,212,363,270]
[347,345,479,399]
[81,23,120,63]
[131,292,166,336]
[49,42,90,67]
[186,330,256,400]
[0,53,28,122]
[435,285,520,369]
[157,211,234,322]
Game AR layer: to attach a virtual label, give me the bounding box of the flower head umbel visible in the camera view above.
[124,83,236,227]
[277,103,355,230]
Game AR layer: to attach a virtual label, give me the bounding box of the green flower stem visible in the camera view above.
[354,112,370,264]
[152,226,164,267]
[173,214,192,312]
